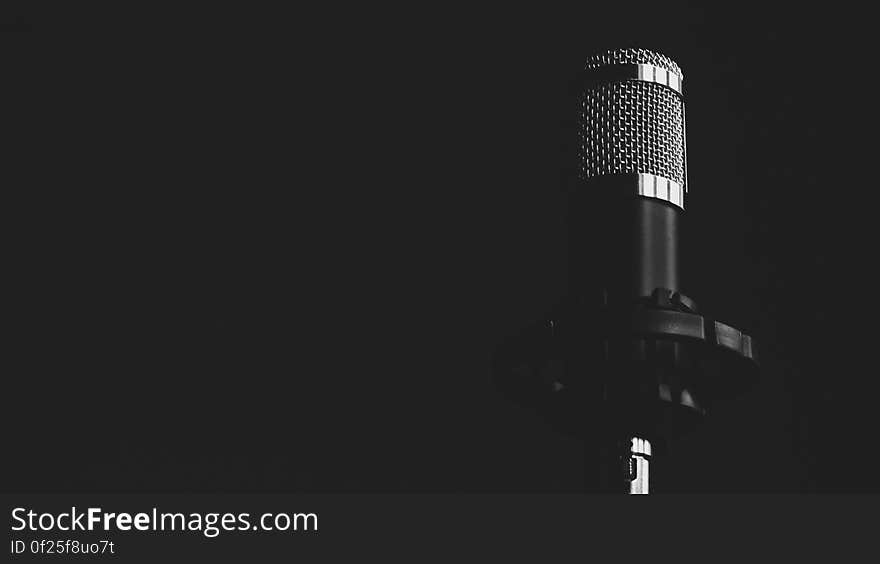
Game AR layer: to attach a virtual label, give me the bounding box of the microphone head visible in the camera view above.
[577,48,687,208]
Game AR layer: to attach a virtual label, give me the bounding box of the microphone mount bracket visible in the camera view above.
[492,288,759,450]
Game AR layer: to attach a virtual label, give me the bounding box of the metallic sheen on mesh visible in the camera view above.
[578,80,685,186]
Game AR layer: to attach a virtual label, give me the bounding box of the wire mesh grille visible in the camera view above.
[578,79,685,185]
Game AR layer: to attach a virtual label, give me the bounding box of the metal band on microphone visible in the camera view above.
[580,63,683,96]
[638,172,684,208]
[581,173,686,208]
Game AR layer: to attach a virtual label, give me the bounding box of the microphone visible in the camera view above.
[493,48,759,494]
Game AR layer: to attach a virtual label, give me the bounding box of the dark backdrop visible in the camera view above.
[6,4,876,492]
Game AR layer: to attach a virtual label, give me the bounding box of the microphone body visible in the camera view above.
[568,181,681,307]
[493,49,759,494]
[573,48,686,307]
[574,49,689,493]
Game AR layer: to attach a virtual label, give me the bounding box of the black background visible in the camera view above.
[5,4,878,492]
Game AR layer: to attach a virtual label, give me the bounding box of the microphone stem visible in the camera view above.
[628,436,651,494]
[594,435,652,494]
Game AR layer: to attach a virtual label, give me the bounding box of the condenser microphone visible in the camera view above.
[575,48,685,304]
[493,48,758,494]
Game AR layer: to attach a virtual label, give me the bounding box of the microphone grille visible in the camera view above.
[578,49,687,205]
